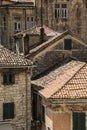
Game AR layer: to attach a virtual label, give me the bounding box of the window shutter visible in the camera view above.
[3,102,14,120]
[3,72,15,85]
[64,39,72,50]
[79,113,85,130]
[73,112,86,130]
[73,112,78,130]
[9,73,15,84]
[3,103,8,119]
[9,102,14,119]
[42,106,45,122]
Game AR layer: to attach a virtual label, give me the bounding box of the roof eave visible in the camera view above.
[48,98,87,104]
[0,65,31,69]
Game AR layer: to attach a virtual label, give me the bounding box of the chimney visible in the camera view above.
[0,0,2,44]
[40,27,44,43]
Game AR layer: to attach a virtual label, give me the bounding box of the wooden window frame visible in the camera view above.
[55,3,68,20]
[64,39,72,50]
[26,16,35,29]
[3,102,15,120]
[3,72,15,85]
[14,16,21,32]
[73,112,86,130]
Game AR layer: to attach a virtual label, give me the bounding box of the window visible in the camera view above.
[26,16,35,29]
[85,0,87,7]
[3,17,7,31]
[73,112,86,130]
[14,16,21,32]
[3,72,15,85]
[32,92,38,120]
[42,105,45,122]
[55,3,68,20]
[3,102,14,120]
[64,39,72,50]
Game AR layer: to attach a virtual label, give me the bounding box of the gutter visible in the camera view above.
[0,65,32,69]
[48,98,87,105]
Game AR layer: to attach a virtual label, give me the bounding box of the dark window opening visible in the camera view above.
[73,112,86,130]
[3,72,15,85]
[3,102,14,120]
[55,3,68,19]
[42,105,45,123]
[64,39,72,50]
[32,92,37,120]
[3,17,7,31]
[62,4,67,8]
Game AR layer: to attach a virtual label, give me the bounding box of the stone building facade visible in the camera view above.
[0,45,32,130]
[27,30,87,78]
[32,60,87,130]
[1,0,87,50]
[0,0,35,50]
[36,0,87,42]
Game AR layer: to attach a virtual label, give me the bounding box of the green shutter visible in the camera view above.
[3,103,8,119]
[3,72,15,85]
[73,112,86,130]
[9,102,14,119]
[3,102,14,120]
[64,39,72,50]
[79,113,85,130]
[42,106,45,122]
[73,112,78,130]
[3,74,7,85]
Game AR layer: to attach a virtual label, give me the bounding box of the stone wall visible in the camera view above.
[36,0,87,42]
[31,35,87,78]
[0,68,31,130]
[1,6,35,50]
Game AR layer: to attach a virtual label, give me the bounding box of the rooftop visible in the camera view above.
[14,25,58,37]
[0,45,31,68]
[51,63,87,100]
[32,60,87,99]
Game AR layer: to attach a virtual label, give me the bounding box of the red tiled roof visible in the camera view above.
[0,45,31,68]
[36,25,59,36]
[51,64,87,99]
[39,61,85,99]
[14,25,58,37]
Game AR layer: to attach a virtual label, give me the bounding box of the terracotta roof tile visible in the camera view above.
[51,64,87,99]
[0,45,31,68]
[31,60,85,98]
[39,62,85,98]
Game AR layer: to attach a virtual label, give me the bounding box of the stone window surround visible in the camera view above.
[63,38,72,50]
[55,2,68,20]
[3,72,15,85]
[3,102,15,120]
[26,16,35,29]
[13,15,21,32]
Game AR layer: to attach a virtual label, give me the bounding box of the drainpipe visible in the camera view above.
[22,33,26,57]
[25,71,28,130]
[0,0,2,44]
[25,67,32,130]
[23,9,26,30]
[40,0,44,43]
